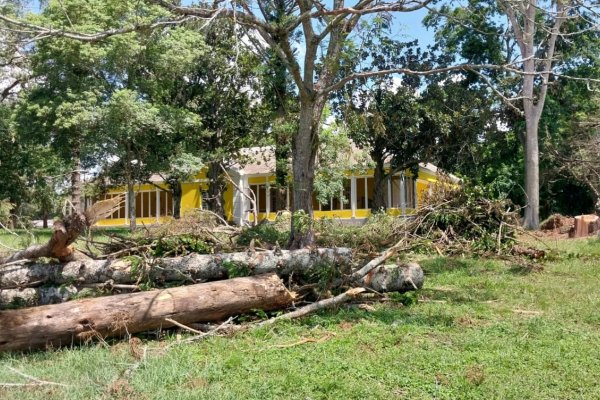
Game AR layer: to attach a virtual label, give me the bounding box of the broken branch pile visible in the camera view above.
[402,184,520,255]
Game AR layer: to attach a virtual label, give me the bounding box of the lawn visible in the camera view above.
[1,236,599,399]
[0,227,130,256]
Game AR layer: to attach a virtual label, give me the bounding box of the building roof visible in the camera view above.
[231,145,460,182]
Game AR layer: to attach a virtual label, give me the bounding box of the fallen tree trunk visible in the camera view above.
[0,274,293,352]
[0,263,423,308]
[0,196,122,264]
[0,249,425,308]
[0,248,354,289]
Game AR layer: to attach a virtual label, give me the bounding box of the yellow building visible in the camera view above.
[92,146,456,227]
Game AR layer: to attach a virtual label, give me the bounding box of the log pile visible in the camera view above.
[0,212,425,352]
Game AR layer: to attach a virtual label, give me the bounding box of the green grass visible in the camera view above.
[1,237,600,399]
[0,227,130,255]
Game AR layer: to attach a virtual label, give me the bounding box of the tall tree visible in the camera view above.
[425,0,600,228]
[5,0,599,239]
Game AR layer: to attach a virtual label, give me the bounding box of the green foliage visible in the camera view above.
[153,235,212,257]
[389,290,419,306]
[222,260,252,278]
[313,120,359,205]
[237,222,289,247]
[305,261,344,292]
[125,255,143,279]
[0,199,13,226]
[416,183,519,254]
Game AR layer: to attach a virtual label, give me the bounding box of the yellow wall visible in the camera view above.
[93,167,440,226]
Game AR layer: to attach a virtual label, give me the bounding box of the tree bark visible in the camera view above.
[70,142,82,214]
[523,115,540,229]
[371,156,387,212]
[207,161,226,219]
[127,181,136,232]
[275,132,291,212]
[0,248,354,290]
[42,210,48,229]
[289,98,324,249]
[172,180,182,219]
[0,274,293,352]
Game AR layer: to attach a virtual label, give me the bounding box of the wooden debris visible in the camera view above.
[0,274,293,352]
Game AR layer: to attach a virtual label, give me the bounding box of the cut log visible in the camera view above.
[0,248,353,289]
[361,263,424,292]
[0,274,293,352]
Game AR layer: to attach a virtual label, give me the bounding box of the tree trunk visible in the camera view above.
[289,98,324,249]
[0,248,353,290]
[172,180,182,219]
[0,213,89,265]
[71,143,82,214]
[0,248,424,308]
[0,197,122,266]
[42,210,48,229]
[0,274,293,352]
[523,116,540,229]
[275,132,291,212]
[207,161,225,219]
[371,157,387,212]
[127,181,136,232]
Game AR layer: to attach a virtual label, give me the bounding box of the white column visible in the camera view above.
[400,174,406,216]
[124,191,129,225]
[265,176,270,215]
[351,176,357,218]
[387,177,392,209]
[364,177,368,209]
[156,189,160,223]
[286,187,290,210]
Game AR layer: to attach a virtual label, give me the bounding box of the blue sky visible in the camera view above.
[23,1,436,53]
[393,9,435,47]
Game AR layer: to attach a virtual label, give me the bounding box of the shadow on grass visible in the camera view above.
[420,257,479,275]
[293,302,457,330]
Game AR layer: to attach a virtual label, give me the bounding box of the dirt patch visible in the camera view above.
[338,321,355,331]
[105,379,145,400]
[465,364,486,386]
[184,377,209,389]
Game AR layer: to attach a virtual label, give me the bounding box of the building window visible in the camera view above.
[390,176,401,208]
[159,190,173,216]
[405,177,415,208]
[201,191,210,210]
[387,175,416,209]
[249,184,267,213]
[269,185,290,212]
[356,177,375,209]
[314,178,351,211]
[135,191,158,218]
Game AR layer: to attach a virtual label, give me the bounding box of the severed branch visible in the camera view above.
[0,366,68,388]
[0,195,123,265]
[258,287,366,326]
